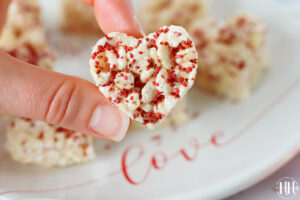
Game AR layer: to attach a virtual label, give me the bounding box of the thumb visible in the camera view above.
[0,51,130,141]
[81,0,144,37]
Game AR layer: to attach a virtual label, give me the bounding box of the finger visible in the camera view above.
[80,0,93,6]
[0,0,11,32]
[94,0,144,37]
[0,51,130,142]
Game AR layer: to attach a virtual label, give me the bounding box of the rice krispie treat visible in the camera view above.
[131,97,188,129]
[60,0,101,35]
[0,0,54,70]
[138,0,209,34]
[0,0,40,46]
[90,26,198,129]
[189,14,268,99]
[6,118,95,167]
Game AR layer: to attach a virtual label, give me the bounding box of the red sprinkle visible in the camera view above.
[181,81,187,87]
[133,113,139,118]
[38,132,44,140]
[186,67,193,73]
[105,35,113,40]
[174,31,182,37]
[237,61,245,70]
[91,52,97,59]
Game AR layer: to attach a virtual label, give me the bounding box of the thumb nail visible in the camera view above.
[89,104,130,141]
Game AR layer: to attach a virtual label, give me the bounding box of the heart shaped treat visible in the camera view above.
[90,25,198,129]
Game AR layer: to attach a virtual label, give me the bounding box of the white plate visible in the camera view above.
[1,0,300,199]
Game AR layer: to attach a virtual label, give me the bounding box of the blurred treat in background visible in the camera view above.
[189,14,268,99]
[131,98,189,130]
[0,0,95,167]
[163,98,189,127]
[138,0,210,34]
[60,0,102,35]
[0,0,54,70]
[6,118,95,167]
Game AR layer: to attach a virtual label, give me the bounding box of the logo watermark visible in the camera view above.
[275,177,299,199]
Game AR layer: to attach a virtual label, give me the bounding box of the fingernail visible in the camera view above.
[89,104,130,141]
[134,15,145,36]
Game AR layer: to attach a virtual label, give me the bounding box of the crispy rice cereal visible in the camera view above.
[90,26,197,129]
[60,0,101,35]
[2,0,95,167]
[138,0,209,34]
[6,118,95,167]
[131,97,188,129]
[0,0,54,70]
[189,14,268,99]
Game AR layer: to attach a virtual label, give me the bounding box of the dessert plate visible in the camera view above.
[0,0,300,199]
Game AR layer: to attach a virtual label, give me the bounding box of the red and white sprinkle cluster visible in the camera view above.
[90,25,198,128]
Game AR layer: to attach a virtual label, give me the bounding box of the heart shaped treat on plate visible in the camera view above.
[90,25,198,129]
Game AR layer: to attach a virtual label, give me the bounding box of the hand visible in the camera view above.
[0,0,144,141]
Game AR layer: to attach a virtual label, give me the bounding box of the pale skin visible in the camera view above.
[0,0,144,141]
